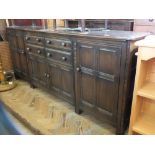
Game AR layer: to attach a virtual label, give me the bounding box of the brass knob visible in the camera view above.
[46,74,50,78]
[62,56,67,61]
[46,40,51,44]
[47,53,51,57]
[26,47,30,51]
[76,67,81,72]
[37,50,41,54]
[25,36,30,40]
[36,38,41,42]
[61,42,66,46]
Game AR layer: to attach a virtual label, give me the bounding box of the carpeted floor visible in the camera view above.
[0,80,115,135]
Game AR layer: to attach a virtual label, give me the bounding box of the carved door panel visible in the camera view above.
[48,63,61,94]
[27,54,38,82]
[60,66,74,102]
[75,41,121,123]
[75,42,96,111]
[95,46,121,122]
[37,58,48,87]
[12,49,21,74]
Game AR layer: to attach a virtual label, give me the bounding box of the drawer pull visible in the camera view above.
[47,53,51,57]
[36,38,41,42]
[149,19,154,22]
[62,56,67,61]
[46,40,51,44]
[76,67,81,72]
[25,36,30,40]
[46,74,50,78]
[61,42,66,47]
[26,47,30,51]
[37,50,41,54]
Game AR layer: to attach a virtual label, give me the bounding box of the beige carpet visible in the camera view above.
[0,80,115,135]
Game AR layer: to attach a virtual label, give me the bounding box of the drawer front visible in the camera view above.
[134,25,155,34]
[45,48,72,65]
[134,19,155,26]
[24,35,44,45]
[45,38,72,50]
[26,44,45,57]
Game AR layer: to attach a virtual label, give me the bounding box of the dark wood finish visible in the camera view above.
[75,40,121,125]
[7,29,28,79]
[7,26,148,134]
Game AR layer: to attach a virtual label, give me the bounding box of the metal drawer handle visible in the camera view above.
[61,42,67,47]
[76,67,81,72]
[25,36,30,40]
[149,19,154,22]
[36,38,41,42]
[62,56,67,61]
[26,47,30,51]
[46,74,50,78]
[37,50,41,54]
[47,53,51,57]
[46,40,51,44]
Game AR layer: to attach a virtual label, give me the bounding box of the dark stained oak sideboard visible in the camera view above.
[6,26,149,134]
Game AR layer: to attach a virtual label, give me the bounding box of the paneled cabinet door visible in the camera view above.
[12,49,21,74]
[75,43,97,112]
[37,58,48,87]
[7,33,17,49]
[17,32,28,78]
[48,63,61,94]
[27,54,38,82]
[60,66,74,102]
[75,42,121,123]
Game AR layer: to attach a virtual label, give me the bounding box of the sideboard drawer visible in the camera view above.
[45,38,72,50]
[45,48,72,65]
[25,35,44,45]
[26,44,45,57]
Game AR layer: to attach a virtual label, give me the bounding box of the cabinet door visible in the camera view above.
[75,42,121,123]
[27,54,38,82]
[96,46,121,122]
[75,43,96,110]
[37,58,48,87]
[60,66,74,102]
[18,51,28,77]
[12,49,21,74]
[17,31,28,78]
[8,33,17,49]
[48,63,61,93]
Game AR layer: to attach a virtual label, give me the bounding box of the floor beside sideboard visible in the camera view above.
[0,80,115,135]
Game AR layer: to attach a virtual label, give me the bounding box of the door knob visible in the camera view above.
[46,74,50,78]
[47,53,51,57]
[26,47,30,51]
[62,56,67,61]
[37,50,41,54]
[36,38,41,42]
[46,40,51,44]
[25,36,30,40]
[61,42,66,47]
[76,67,81,72]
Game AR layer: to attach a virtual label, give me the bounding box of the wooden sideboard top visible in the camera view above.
[7,26,149,41]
